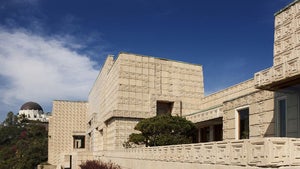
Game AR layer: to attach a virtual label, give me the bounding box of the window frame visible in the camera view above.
[276,97,287,137]
[235,106,250,140]
[73,135,85,149]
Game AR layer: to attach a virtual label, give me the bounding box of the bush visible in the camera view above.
[79,160,121,169]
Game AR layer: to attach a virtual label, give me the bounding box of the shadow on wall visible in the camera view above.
[263,117,275,138]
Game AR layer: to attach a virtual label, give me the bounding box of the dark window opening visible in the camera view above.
[200,127,210,142]
[156,101,174,115]
[213,124,223,141]
[73,135,85,149]
[238,108,249,139]
[279,99,287,137]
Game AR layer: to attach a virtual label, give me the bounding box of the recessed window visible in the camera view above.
[156,101,174,115]
[73,135,85,149]
[236,108,249,139]
[278,99,287,137]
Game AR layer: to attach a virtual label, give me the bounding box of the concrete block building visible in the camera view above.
[47,1,300,168]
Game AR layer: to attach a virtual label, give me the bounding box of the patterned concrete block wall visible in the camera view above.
[255,0,300,88]
[88,55,115,120]
[115,118,140,149]
[48,100,87,166]
[274,0,300,66]
[116,53,204,116]
[185,79,258,123]
[87,55,120,151]
[87,52,205,151]
[223,90,275,140]
[200,79,257,111]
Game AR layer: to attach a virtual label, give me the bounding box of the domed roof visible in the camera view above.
[20,101,43,111]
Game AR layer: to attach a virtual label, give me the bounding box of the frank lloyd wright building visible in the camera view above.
[47,1,300,169]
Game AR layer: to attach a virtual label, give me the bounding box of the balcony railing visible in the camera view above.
[100,137,300,168]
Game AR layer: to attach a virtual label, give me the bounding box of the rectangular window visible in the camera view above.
[237,108,249,139]
[156,101,174,115]
[73,135,85,149]
[278,99,287,137]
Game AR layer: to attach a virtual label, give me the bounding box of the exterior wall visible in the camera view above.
[116,53,204,116]
[223,90,275,140]
[48,100,87,166]
[104,118,140,150]
[186,79,257,124]
[255,0,300,89]
[87,52,204,151]
[274,0,300,66]
[87,55,120,151]
[201,79,256,111]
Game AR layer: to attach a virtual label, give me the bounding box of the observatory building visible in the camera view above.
[19,101,49,122]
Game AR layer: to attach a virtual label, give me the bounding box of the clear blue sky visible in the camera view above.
[0,0,294,121]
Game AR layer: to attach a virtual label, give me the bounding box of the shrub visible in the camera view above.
[79,160,121,169]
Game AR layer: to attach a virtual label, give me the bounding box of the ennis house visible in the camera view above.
[47,1,300,169]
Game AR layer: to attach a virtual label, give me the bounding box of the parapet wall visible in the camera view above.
[95,137,300,169]
[200,79,256,111]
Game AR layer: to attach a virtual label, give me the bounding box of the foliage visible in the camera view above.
[127,115,197,147]
[0,112,48,169]
[3,111,18,126]
[79,160,121,169]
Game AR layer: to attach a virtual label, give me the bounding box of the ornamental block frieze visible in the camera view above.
[287,57,300,76]
[273,64,285,81]
[193,144,203,163]
[230,140,247,166]
[275,26,283,41]
[248,139,267,166]
[282,8,293,25]
[215,141,230,165]
[290,139,300,165]
[274,40,282,56]
[282,36,293,52]
[203,143,215,164]
[275,13,283,27]
[183,145,194,163]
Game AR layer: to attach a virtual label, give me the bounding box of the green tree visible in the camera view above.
[3,111,17,126]
[0,112,48,169]
[128,115,197,147]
